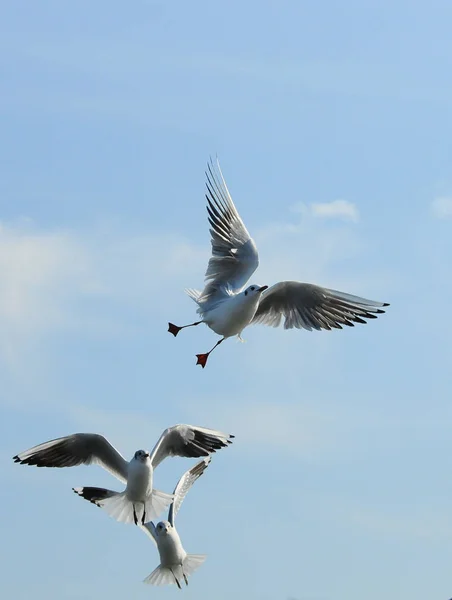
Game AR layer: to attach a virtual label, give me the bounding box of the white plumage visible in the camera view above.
[169,159,389,367]
[140,457,210,588]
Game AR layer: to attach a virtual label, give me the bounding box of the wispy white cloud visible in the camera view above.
[310,199,359,223]
[182,391,343,461]
[67,404,165,458]
[67,398,340,463]
[0,221,90,367]
[0,221,88,329]
[0,201,392,380]
[0,219,206,368]
[431,196,452,219]
[217,401,337,460]
[254,203,387,298]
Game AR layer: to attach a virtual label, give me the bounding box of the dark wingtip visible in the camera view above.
[354,317,367,324]
[383,302,390,307]
[12,455,20,463]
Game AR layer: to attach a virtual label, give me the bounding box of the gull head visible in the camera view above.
[133,449,150,463]
[156,520,172,536]
[243,284,268,299]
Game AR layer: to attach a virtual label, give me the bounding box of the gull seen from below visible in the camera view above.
[168,159,389,368]
[13,424,233,526]
[140,457,211,588]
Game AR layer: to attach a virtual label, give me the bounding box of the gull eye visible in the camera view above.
[251,286,255,291]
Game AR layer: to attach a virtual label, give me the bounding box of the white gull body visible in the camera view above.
[140,458,210,588]
[169,159,389,367]
[13,425,233,526]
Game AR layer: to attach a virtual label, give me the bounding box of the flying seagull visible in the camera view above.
[139,457,210,588]
[168,158,389,368]
[13,424,233,526]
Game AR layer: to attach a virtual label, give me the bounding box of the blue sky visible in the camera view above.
[2,2,452,599]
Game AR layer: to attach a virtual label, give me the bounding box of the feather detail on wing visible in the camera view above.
[168,457,211,526]
[252,281,389,330]
[201,158,259,300]
[150,424,233,469]
[13,433,129,483]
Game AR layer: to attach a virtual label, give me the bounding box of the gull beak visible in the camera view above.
[258,285,268,293]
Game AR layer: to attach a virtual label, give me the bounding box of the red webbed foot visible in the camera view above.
[196,353,209,368]
[168,322,182,337]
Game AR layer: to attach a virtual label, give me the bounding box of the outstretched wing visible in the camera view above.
[201,158,259,297]
[140,521,158,547]
[149,424,233,469]
[13,433,129,483]
[252,281,389,330]
[168,457,211,526]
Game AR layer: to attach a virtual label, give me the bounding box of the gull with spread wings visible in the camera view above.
[168,159,389,368]
[139,457,210,588]
[13,424,233,526]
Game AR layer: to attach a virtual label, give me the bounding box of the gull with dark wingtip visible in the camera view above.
[13,424,233,526]
[140,457,211,588]
[168,158,389,368]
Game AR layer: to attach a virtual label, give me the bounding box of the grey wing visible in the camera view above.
[252,281,389,330]
[202,158,259,296]
[13,433,129,483]
[168,457,211,526]
[139,522,158,547]
[150,424,233,469]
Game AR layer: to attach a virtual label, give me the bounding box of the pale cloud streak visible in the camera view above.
[0,219,206,368]
[431,196,452,219]
[0,221,89,330]
[310,199,359,223]
[0,202,390,377]
[0,221,91,367]
[214,401,337,460]
[66,398,339,462]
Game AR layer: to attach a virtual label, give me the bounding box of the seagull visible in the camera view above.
[139,457,210,588]
[13,424,233,526]
[168,158,389,367]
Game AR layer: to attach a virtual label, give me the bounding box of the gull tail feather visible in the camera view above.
[95,489,174,524]
[147,489,175,521]
[183,554,207,577]
[144,565,179,586]
[94,491,135,524]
